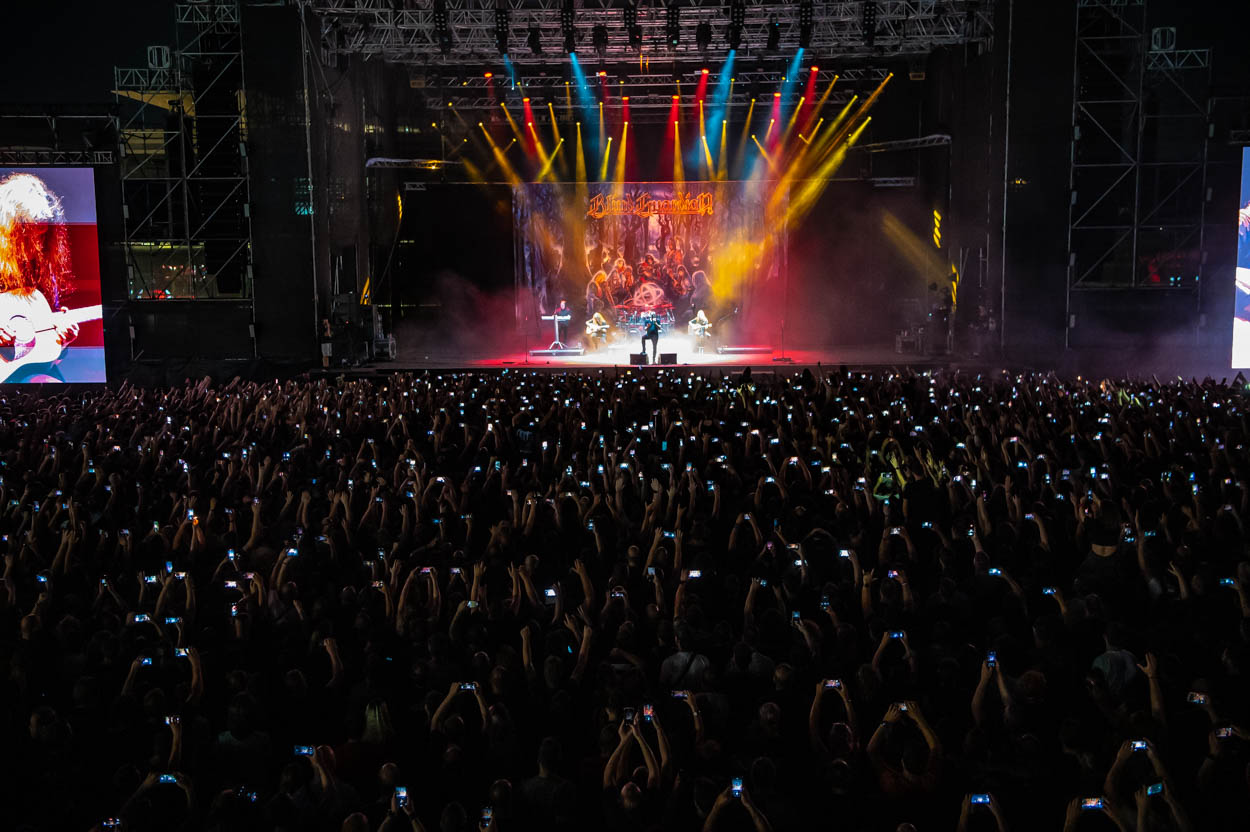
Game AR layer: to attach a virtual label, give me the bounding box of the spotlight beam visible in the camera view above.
[599,135,613,181]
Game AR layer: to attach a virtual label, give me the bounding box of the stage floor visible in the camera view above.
[352,341,960,373]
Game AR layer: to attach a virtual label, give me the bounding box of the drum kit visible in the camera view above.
[614,281,676,335]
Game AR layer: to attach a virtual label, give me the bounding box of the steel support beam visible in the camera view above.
[1063,0,1212,349]
[115,2,256,307]
[300,0,992,68]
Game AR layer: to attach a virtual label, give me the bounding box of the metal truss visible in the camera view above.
[300,0,992,68]
[1145,48,1208,71]
[1064,0,1211,330]
[114,2,255,303]
[0,150,114,166]
[417,68,887,128]
[866,176,917,187]
[856,133,950,153]
[0,113,119,166]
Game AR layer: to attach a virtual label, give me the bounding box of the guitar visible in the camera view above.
[0,294,102,382]
[585,321,610,337]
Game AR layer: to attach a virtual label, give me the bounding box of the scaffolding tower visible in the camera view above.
[114,2,254,301]
[1064,0,1211,346]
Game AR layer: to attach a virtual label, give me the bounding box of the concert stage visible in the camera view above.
[348,336,958,374]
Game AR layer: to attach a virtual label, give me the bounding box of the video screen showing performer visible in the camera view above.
[1232,149,1250,367]
[0,168,105,383]
[514,182,785,350]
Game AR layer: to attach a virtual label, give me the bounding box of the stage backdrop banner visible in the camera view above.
[0,167,106,383]
[513,181,786,342]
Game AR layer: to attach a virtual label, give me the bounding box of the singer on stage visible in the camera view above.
[641,313,661,363]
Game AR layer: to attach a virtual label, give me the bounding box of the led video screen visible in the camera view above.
[513,181,787,346]
[0,167,105,383]
[1233,149,1250,367]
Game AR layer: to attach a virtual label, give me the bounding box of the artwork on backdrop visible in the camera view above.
[513,182,786,343]
[1232,148,1250,367]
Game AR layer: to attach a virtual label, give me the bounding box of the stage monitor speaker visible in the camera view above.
[659,353,677,365]
[630,353,648,366]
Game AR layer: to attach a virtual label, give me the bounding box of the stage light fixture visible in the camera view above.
[561,0,576,53]
[766,15,781,51]
[527,25,543,54]
[695,20,712,52]
[624,0,642,50]
[666,3,681,49]
[862,1,879,48]
[433,0,452,54]
[592,23,609,56]
[798,0,813,48]
[494,4,509,54]
[728,0,745,50]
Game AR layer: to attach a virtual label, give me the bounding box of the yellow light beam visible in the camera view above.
[788,116,873,220]
[478,122,520,185]
[547,102,567,178]
[547,102,562,145]
[612,122,629,195]
[528,122,554,181]
[751,134,777,174]
[807,75,840,127]
[701,133,714,178]
[802,96,859,171]
[575,122,587,185]
[816,73,892,165]
[537,137,565,180]
[779,95,806,156]
[500,102,526,146]
[461,155,486,184]
[599,135,613,181]
[716,118,729,181]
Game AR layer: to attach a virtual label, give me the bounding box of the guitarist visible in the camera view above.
[585,311,610,351]
[688,309,711,353]
[0,173,80,379]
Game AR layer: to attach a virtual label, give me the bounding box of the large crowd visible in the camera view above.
[1,368,1248,832]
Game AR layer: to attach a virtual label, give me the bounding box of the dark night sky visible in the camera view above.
[4,1,174,108]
